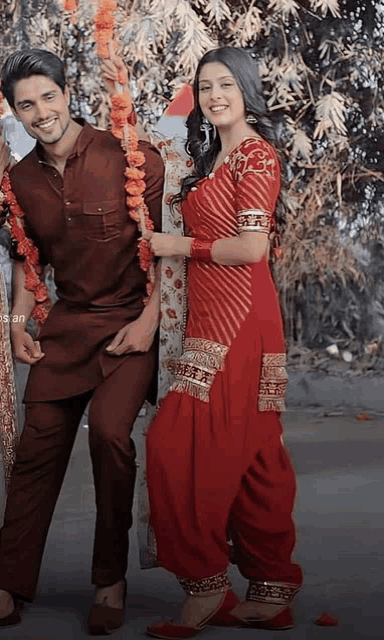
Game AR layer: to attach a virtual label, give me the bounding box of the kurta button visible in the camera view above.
[65,201,71,206]
[97,207,102,212]
[67,216,72,221]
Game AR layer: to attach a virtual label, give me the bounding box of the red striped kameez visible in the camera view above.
[146,137,303,602]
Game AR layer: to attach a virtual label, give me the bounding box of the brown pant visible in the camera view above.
[0,347,156,601]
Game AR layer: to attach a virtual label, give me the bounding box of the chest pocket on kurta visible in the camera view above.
[83,199,121,242]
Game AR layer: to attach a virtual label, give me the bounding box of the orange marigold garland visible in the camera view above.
[94,0,155,297]
[0,172,50,325]
[64,0,78,24]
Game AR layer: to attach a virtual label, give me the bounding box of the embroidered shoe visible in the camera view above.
[208,604,294,630]
[146,589,238,639]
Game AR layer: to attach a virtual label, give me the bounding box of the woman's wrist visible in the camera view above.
[178,237,193,257]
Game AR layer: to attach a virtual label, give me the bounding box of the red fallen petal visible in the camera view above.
[355,412,372,421]
[314,612,338,626]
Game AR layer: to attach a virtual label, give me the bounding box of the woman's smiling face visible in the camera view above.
[198,61,246,131]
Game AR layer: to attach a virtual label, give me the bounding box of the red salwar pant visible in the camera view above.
[147,317,303,601]
[0,346,156,602]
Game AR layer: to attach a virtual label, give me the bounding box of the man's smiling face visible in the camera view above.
[12,74,71,147]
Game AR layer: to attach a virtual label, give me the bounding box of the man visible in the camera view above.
[0,49,164,634]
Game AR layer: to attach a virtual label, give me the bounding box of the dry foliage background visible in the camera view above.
[1,0,384,375]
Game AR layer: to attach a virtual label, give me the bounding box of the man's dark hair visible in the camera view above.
[1,49,66,109]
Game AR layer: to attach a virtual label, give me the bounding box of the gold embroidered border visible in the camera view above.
[246,581,301,605]
[237,209,272,234]
[258,352,288,412]
[229,139,277,181]
[178,569,231,595]
[0,272,19,487]
[169,337,229,403]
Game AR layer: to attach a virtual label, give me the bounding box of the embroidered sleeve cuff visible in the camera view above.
[237,209,272,235]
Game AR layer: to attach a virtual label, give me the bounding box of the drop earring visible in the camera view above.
[200,117,214,152]
[246,113,258,124]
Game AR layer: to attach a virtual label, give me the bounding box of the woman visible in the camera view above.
[145,47,303,638]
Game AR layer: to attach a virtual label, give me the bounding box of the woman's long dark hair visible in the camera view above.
[174,47,280,205]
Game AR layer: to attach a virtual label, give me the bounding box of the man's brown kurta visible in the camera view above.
[10,122,164,402]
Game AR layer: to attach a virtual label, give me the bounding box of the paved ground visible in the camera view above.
[0,408,383,640]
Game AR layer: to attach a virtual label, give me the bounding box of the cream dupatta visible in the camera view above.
[136,133,190,568]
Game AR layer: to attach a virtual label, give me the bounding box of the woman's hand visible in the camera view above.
[144,232,192,258]
[100,55,130,95]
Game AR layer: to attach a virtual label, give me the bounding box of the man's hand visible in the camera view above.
[100,55,129,95]
[11,327,45,365]
[105,316,156,356]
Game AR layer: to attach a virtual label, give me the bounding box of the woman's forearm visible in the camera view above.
[211,233,268,266]
[170,233,268,266]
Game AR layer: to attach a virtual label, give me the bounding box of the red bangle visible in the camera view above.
[190,238,213,262]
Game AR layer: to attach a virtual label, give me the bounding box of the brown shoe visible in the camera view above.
[0,598,23,628]
[87,579,127,636]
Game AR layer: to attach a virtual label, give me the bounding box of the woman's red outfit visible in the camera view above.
[147,137,303,604]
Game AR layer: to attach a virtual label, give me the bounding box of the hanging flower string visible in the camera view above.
[63,0,78,24]
[94,0,155,298]
[0,171,50,324]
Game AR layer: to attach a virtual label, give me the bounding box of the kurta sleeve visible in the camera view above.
[232,138,280,236]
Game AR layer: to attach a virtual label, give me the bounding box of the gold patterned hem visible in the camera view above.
[178,569,231,595]
[246,581,301,605]
[169,337,229,403]
[258,353,288,412]
[0,271,19,487]
[237,209,272,234]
